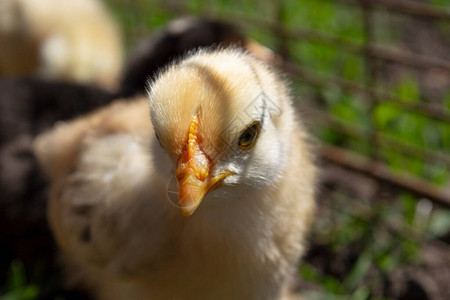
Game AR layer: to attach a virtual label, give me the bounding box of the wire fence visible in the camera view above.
[158,0,450,208]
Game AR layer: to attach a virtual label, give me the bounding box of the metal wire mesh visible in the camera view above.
[136,0,450,207]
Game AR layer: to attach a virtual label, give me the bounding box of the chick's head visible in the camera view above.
[148,49,290,216]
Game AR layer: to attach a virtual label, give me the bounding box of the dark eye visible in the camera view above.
[238,121,260,151]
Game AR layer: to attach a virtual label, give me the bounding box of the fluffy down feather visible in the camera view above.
[33,48,316,300]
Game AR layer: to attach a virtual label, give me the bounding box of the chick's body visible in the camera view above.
[34,49,316,300]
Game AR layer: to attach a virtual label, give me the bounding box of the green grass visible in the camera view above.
[2,0,449,299]
[1,261,39,300]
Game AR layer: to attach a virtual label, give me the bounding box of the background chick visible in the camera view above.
[0,0,123,89]
[119,16,278,97]
[0,78,115,281]
[34,48,316,300]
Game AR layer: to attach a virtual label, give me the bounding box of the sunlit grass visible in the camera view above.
[2,0,449,299]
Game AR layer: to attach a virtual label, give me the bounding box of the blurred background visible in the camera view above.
[0,0,449,299]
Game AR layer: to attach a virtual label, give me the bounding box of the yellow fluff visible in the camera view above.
[34,49,316,300]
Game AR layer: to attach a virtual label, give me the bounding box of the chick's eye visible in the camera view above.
[238,121,260,151]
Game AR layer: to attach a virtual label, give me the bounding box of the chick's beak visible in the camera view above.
[176,167,232,216]
[175,115,233,216]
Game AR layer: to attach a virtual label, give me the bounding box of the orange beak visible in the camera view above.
[175,115,234,216]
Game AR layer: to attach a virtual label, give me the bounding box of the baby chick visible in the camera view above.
[0,0,122,89]
[34,48,316,300]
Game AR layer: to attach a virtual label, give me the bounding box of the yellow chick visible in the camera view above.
[0,0,122,89]
[33,49,316,300]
